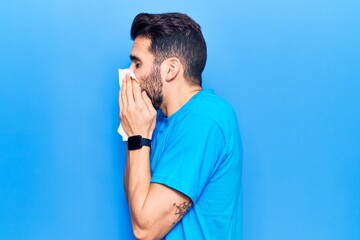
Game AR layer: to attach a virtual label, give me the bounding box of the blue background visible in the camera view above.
[1,0,359,239]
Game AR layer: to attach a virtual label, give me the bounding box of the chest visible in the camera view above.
[150,119,173,174]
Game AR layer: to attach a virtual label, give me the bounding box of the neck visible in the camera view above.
[160,81,201,117]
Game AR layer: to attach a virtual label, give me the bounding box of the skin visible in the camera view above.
[119,36,202,239]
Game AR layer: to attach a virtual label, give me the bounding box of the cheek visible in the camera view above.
[136,72,148,90]
[133,67,148,80]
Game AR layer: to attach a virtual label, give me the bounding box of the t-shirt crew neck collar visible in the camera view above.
[162,89,213,121]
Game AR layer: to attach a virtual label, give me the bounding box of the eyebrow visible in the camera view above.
[130,55,141,62]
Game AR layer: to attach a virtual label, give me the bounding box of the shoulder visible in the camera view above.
[166,90,238,141]
[192,90,235,115]
[184,90,238,130]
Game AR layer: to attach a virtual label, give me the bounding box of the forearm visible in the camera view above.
[123,151,129,202]
[125,147,152,229]
[123,149,133,202]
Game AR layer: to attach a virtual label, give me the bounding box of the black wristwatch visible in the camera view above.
[127,135,152,151]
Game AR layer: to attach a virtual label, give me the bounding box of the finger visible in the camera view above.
[125,74,135,106]
[142,91,155,112]
[119,90,123,115]
[132,78,143,104]
[120,78,127,109]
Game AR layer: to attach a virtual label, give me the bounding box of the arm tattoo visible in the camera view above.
[172,201,192,225]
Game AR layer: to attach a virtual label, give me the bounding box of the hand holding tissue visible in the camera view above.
[117,68,139,141]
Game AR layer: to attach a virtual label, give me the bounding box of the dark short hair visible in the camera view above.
[131,13,207,86]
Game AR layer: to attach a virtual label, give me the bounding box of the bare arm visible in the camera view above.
[120,75,192,239]
[125,146,191,239]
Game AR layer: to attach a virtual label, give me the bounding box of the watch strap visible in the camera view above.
[141,137,152,148]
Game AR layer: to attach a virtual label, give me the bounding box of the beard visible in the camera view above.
[140,64,163,110]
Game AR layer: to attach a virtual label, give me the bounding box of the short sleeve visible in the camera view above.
[150,112,225,203]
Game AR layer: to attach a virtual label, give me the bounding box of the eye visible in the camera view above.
[135,63,141,69]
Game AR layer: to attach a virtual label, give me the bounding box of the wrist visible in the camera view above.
[127,135,152,151]
[141,132,153,140]
[127,144,150,162]
[127,132,152,140]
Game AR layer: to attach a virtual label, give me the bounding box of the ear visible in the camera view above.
[164,57,181,82]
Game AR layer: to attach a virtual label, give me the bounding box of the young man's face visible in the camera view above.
[130,36,163,110]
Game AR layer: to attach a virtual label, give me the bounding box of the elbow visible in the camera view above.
[132,224,161,240]
[133,225,145,240]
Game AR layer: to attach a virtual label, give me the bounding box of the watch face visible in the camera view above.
[128,135,142,150]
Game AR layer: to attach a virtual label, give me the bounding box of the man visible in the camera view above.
[119,13,242,239]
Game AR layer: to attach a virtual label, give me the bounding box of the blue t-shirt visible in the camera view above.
[150,89,242,239]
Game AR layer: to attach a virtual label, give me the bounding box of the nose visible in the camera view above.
[129,63,136,72]
[128,64,139,84]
